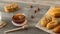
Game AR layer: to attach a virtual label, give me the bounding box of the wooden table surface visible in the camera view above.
[0,0,60,34]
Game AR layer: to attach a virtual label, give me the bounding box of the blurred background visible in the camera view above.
[0,0,60,6]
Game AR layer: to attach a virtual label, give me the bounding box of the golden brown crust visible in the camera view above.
[49,7,60,18]
[46,20,58,30]
[40,16,53,27]
[40,15,58,30]
[53,25,60,33]
[4,3,19,13]
[46,16,58,30]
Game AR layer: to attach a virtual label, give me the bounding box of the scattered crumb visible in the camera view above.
[29,5,33,8]
[37,8,40,11]
[34,8,40,13]
[34,10,37,13]
[31,15,35,19]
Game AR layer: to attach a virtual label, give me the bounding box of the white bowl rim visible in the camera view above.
[12,20,27,26]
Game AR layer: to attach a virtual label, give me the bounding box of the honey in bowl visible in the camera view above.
[12,14,26,24]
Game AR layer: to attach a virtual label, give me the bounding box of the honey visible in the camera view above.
[12,14,25,24]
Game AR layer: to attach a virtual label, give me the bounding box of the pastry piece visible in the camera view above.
[49,7,60,18]
[53,25,60,33]
[4,3,19,13]
[40,16,52,27]
[4,5,12,13]
[46,18,58,30]
[54,13,60,18]
[11,4,19,10]
[0,21,7,28]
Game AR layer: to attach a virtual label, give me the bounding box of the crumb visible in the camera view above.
[37,8,40,11]
[34,8,40,13]
[31,15,35,19]
[34,10,37,13]
[30,5,33,8]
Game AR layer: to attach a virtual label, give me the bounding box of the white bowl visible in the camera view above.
[12,20,27,26]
